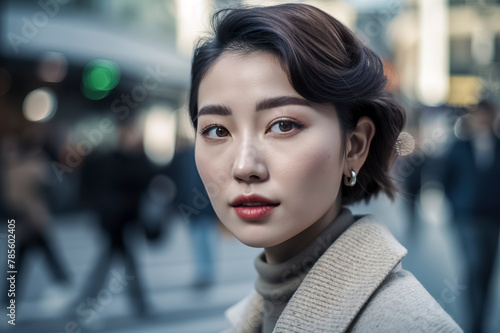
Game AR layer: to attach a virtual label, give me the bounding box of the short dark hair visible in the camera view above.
[189,3,405,205]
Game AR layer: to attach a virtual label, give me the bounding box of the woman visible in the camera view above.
[189,4,462,332]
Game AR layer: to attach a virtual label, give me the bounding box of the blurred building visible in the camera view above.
[388,0,500,109]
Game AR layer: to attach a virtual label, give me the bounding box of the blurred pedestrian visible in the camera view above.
[441,100,500,333]
[75,122,154,322]
[1,132,69,311]
[169,141,218,289]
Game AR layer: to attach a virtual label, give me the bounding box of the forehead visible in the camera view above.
[197,52,298,106]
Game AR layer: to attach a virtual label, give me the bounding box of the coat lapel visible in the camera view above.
[224,289,264,333]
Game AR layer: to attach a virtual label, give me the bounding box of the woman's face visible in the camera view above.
[195,52,345,248]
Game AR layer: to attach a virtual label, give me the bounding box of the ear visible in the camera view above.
[343,116,376,176]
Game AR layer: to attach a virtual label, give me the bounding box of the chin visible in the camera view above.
[237,238,270,248]
[233,231,287,249]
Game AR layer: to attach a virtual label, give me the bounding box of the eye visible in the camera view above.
[268,119,304,134]
[199,124,229,139]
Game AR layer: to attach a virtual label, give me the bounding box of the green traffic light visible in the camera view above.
[82,59,120,100]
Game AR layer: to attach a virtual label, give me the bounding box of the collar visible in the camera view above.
[224,215,407,333]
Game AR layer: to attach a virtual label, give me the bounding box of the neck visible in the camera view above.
[264,199,342,264]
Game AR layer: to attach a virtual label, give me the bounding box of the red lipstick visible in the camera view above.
[230,194,280,220]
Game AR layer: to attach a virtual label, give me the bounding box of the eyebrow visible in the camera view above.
[197,96,311,117]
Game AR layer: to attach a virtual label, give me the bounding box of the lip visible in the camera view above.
[230,194,280,207]
[233,205,278,220]
[230,194,280,220]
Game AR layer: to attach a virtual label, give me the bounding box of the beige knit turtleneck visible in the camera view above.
[254,208,356,333]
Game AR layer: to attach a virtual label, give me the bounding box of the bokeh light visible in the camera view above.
[38,52,68,83]
[22,88,58,122]
[82,59,120,100]
[143,106,176,166]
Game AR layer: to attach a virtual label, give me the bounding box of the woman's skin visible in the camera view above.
[194,52,375,264]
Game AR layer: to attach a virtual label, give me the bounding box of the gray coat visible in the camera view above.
[222,216,463,332]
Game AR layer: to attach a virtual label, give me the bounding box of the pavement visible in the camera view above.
[0,210,261,333]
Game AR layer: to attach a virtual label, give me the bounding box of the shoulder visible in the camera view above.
[349,265,463,333]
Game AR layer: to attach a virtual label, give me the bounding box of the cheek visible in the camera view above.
[285,132,341,179]
[277,133,343,206]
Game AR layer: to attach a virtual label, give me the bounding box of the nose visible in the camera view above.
[232,138,269,183]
